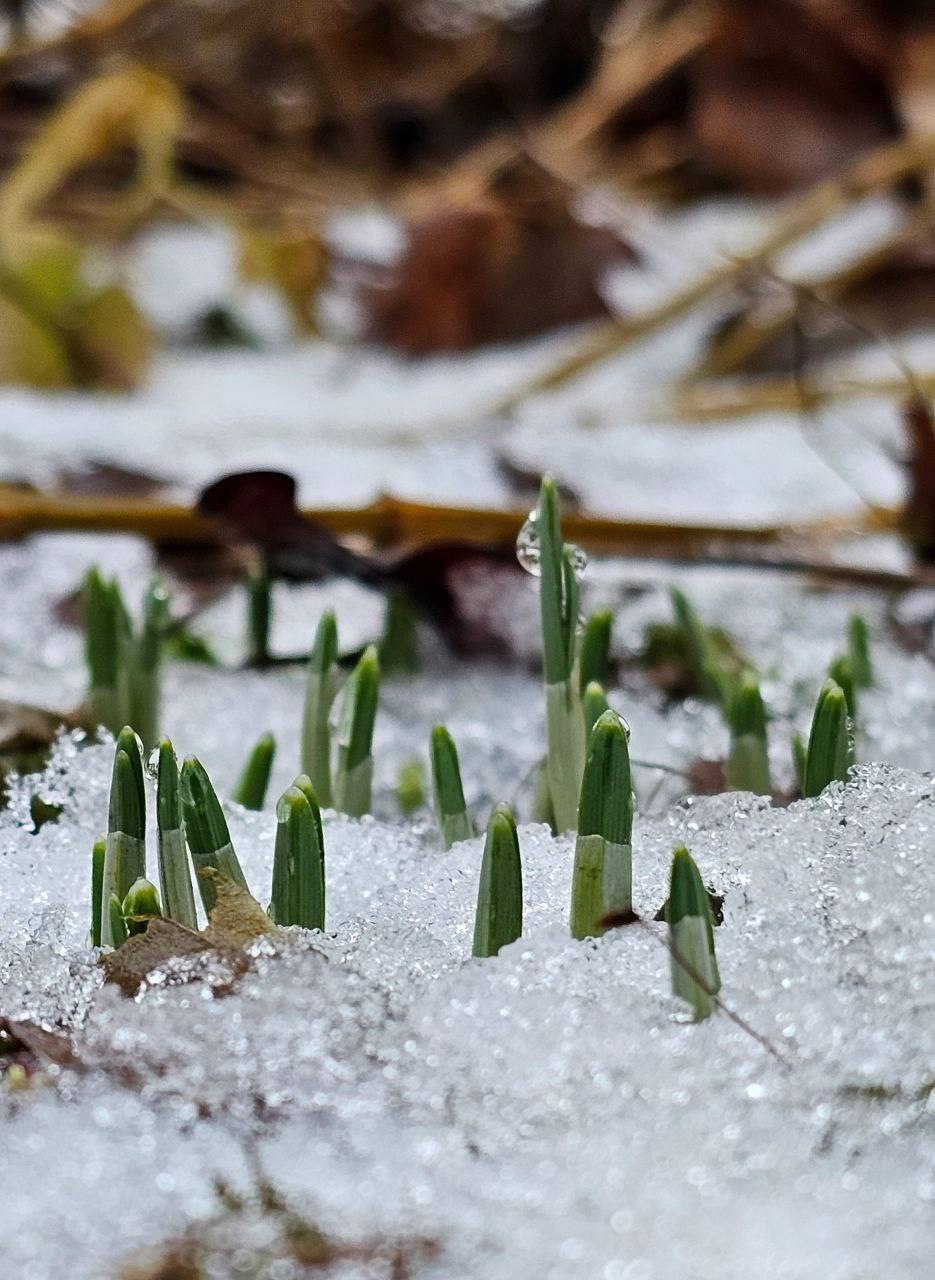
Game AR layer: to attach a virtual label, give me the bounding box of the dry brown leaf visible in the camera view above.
[100,918,213,996]
[202,870,277,947]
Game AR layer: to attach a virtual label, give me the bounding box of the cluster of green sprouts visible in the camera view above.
[83,478,872,1024]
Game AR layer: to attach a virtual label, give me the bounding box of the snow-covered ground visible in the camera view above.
[1,198,934,1278]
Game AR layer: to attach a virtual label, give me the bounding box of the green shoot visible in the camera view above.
[582,680,609,741]
[90,838,105,947]
[668,846,720,1022]
[579,608,613,694]
[378,588,420,674]
[828,654,857,718]
[122,877,162,936]
[397,758,425,816]
[670,587,733,706]
[180,756,250,913]
[570,710,633,939]
[333,645,379,817]
[156,739,197,929]
[847,613,873,688]
[430,725,474,848]
[292,773,325,865]
[301,611,338,807]
[233,732,276,809]
[100,732,146,947]
[531,760,556,834]
[269,784,325,930]
[725,672,771,795]
[472,803,523,958]
[802,680,851,798]
[83,567,123,733]
[791,732,807,793]
[130,576,168,749]
[537,476,585,832]
[246,554,272,665]
[107,892,128,949]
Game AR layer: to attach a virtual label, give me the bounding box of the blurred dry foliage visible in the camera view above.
[0,0,928,372]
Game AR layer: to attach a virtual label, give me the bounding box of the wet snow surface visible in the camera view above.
[1,536,934,1279]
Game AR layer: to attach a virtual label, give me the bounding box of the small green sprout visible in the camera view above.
[579,608,613,694]
[122,877,162,936]
[292,773,325,862]
[378,588,420,674]
[180,756,250,913]
[827,654,857,718]
[670,587,734,706]
[847,613,873,688]
[333,645,379,817]
[472,803,523,958]
[668,846,720,1022]
[537,476,586,832]
[802,680,851,798]
[232,732,276,809]
[99,731,146,948]
[83,567,122,733]
[570,710,633,939]
[107,891,128,949]
[246,555,272,665]
[90,838,105,947]
[791,732,807,793]
[430,725,474,849]
[130,576,168,749]
[156,739,197,929]
[582,680,610,741]
[301,611,339,807]
[397,758,425,816]
[725,672,771,796]
[269,784,325,930]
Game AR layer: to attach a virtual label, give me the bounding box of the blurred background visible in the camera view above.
[0,0,932,581]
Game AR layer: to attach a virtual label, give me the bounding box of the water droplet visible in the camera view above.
[516,511,588,580]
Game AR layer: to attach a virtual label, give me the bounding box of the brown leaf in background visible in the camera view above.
[365,157,632,352]
[689,0,900,193]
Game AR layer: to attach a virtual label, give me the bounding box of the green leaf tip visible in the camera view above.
[397,758,425,815]
[803,680,851,798]
[179,756,249,912]
[430,724,474,847]
[582,680,610,741]
[577,710,633,845]
[302,610,339,806]
[270,784,325,930]
[472,802,523,958]
[108,744,145,840]
[233,731,276,809]
[334,645,380,816]
[122,877,162,935]
[667,846,719,1022]
[379,588,420,674]
[579,608,613,694]
[726,673,771,795]
[847,613,873,688]
[827,654,857,718]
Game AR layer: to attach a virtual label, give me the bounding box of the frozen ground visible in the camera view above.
[1,737,933,1279]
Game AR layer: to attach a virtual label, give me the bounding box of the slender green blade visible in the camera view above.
[472,803,523,958]
[269,786,325,929]
[107,891,128,949]
[726,673,771,795]
[156,739,197,929]
[113,727,146,836]
[290,773,325,917]
[847,613,873,688]
[397,758,425,815]
[827,654,857,718]
[301,611,338,806]
[579,608,613,694]
[378,588,420,674]
[803,680,851,798]
[334,646,379,815]
[122,877,162,935]
[130,576,169,749]
[667,846,719,1021]
[90,838,105,947]
[232,732,276,809]
[791,731,807,792]
[180,756,249,912]
[537,476,571,686]
[108,744,145,840]
[83,567,121,730]
[577,711,632,845]
[582,681,610,741]
[430,725,473,848]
